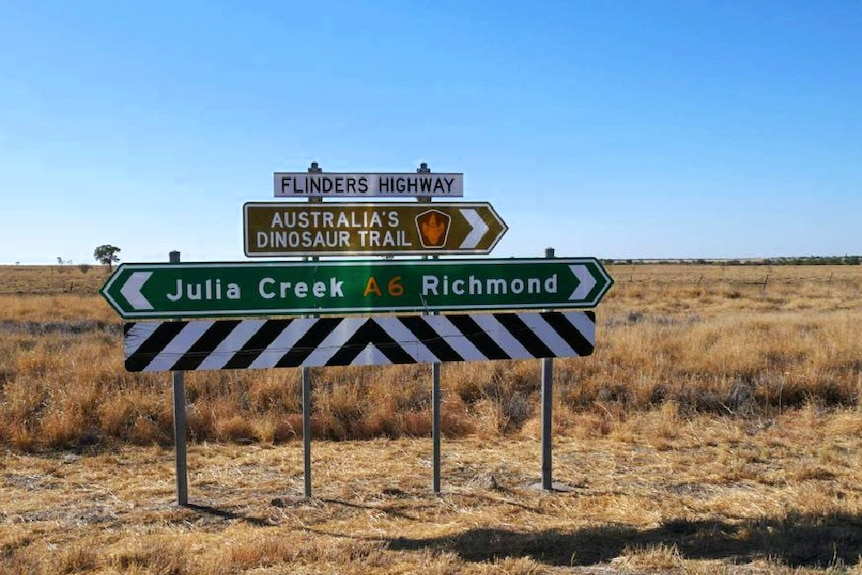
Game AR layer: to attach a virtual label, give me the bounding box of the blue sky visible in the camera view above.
[1,0,860,264]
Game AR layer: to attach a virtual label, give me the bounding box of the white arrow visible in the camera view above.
[459,209,489,249]
[120,272,154,310]
[569,265,598,301]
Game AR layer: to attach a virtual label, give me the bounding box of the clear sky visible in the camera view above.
[1,0,860,264]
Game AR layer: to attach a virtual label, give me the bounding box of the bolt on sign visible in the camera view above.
[243,202,508,257]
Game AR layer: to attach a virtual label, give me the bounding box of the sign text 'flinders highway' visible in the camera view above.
[101,259,613,319]
[244,202,507,256]
[274,172,463,197]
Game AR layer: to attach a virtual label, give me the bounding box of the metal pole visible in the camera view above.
[302,161,322,499]
[170,250,189,506]
[431,355,441,493]
[541,246,555,491]
[417,162,442,494]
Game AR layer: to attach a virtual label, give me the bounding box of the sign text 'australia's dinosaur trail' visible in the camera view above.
[244,202,507,257]
[100,258,614,319]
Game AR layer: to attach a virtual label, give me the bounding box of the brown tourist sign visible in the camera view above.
[243,202,508,257]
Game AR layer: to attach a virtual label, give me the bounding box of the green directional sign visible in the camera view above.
[100,258,613,319]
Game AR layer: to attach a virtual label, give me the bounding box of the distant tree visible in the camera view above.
[56,256,72,272]
[94,245,121,271]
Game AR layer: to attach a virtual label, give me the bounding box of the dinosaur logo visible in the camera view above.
[415,209,451,248]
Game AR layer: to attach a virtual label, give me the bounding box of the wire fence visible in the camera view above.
[1,265,861,296]
[616,274,858,287]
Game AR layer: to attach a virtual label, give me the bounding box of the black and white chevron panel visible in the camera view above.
[123,311,595,372]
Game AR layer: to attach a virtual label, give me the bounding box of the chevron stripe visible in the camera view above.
[123,311,596,372]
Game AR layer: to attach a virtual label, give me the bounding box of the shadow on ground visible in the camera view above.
[383,512,862,568]
[185,503,274,527]
[181,495,862,569]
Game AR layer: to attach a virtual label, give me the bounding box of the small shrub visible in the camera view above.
[500,392,531,432]
[272,416,299,443]
[130,416,166,446]
[402,411,432,436]
[57,545,98,573]
[217,415,255,443]
[111,540,188,575]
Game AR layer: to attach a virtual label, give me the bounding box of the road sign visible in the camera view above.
[123,311,596,372]
[101,258,613,320]
[244,202,508,257]
[273,172,463,198]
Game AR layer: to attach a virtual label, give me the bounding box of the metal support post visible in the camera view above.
[541,246,555,491]
[170,250,189,506]
[417,162,442,494]
[302,161,322,499]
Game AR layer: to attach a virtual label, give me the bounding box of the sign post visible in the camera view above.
[302,162,322,500]
[416,163,443,495]
[170,250,188,506]
[99,161,616,504]
[541,247,555,491]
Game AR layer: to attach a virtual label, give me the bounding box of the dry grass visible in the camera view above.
[1,263,862,573]
[5,264,859,450]
[3,415,862,574]
[0,264,110,296]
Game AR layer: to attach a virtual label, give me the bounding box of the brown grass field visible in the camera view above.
[2,262,862,574]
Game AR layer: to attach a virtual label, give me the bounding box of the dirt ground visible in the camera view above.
[3,409,862,574]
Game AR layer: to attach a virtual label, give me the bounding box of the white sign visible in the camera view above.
[274,172,464,198]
